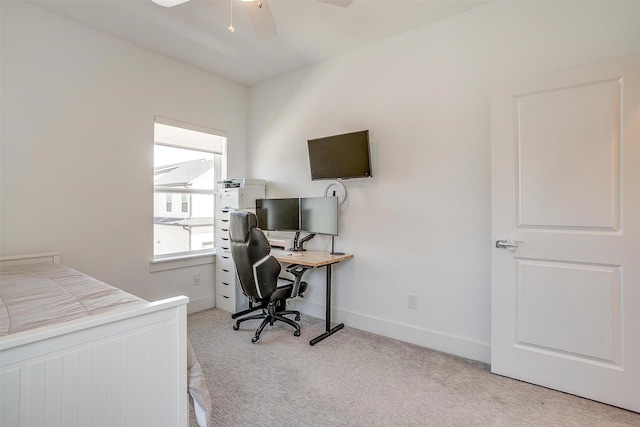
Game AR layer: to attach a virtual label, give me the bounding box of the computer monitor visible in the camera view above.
[255,198,300,231]
[300,196,338,236]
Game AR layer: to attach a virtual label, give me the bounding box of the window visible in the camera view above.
[153,117,226,260]
[181,194,189,213]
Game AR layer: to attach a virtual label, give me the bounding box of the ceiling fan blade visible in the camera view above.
[316,0,353,7]
[151,0,190,7]
[244,0,277,40]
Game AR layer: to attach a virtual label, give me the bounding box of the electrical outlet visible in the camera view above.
[408,293,417,310]
[193,273,201,286]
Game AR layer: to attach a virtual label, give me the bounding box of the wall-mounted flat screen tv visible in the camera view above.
[307,130,372,181]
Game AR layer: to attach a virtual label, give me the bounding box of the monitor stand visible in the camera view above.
[330,235,344,255]
[291,231,316,252]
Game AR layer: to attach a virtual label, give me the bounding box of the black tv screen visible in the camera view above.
[307,130,372,180]
[255,198,300,231]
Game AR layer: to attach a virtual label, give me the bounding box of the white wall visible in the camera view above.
[248,0,640,362]
[0,2,249,308]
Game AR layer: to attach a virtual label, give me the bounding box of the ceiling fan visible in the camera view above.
[151,0,353,40]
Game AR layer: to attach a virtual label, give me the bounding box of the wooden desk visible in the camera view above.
[272,250,353,345]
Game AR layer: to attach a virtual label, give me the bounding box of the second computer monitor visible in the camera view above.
[300,196,338,236]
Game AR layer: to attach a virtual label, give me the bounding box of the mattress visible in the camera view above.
[0,262,146,337]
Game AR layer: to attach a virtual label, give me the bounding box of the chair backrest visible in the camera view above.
[229,211,281,301]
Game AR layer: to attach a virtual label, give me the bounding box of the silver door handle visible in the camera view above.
[496,239,518,249]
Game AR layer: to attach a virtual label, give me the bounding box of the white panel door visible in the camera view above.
[491,55,640,412]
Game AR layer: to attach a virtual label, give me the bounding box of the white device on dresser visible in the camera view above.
[215,178,265,313]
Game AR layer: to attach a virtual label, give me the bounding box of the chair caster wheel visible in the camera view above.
[295,315,300,321]
[251,336,259,343]
[294,331,301,337]
[233,324,239,331]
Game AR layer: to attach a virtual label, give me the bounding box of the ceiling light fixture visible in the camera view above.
[153,0,350,40]
[228,0,234,32]
[151,0,189,6]
[230,0,256,33]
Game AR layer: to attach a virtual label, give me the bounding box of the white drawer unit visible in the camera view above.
[215,211,246,313]
[216,263,236,287]
[214,179,265,313]
[215,235,231,249]
[216,208,231,221]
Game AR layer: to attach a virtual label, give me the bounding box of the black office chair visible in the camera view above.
[229,211,309,343]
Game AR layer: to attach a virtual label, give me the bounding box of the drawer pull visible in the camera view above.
[221,282,230,286]
[221,295,229,299]
[222,269,229,272]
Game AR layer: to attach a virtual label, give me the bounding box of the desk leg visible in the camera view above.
[310,263,344,346]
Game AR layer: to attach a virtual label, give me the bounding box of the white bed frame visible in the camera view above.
[0,253,189,427]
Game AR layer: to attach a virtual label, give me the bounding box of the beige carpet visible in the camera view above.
[187,308,639,426]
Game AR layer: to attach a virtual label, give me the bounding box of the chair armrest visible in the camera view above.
[285,264,313,275]
[286,264,313,298]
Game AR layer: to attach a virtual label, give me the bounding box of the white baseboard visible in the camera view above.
[294,299,490,364]
[187,295,216,314]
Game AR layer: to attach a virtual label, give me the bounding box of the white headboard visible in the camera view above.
[0,252,61,267]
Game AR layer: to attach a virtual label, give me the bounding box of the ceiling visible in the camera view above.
[29,0,489,86]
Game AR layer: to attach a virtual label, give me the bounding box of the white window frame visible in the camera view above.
[153,116,227,262]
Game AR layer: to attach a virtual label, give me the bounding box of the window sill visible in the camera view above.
[150,251,216,273]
